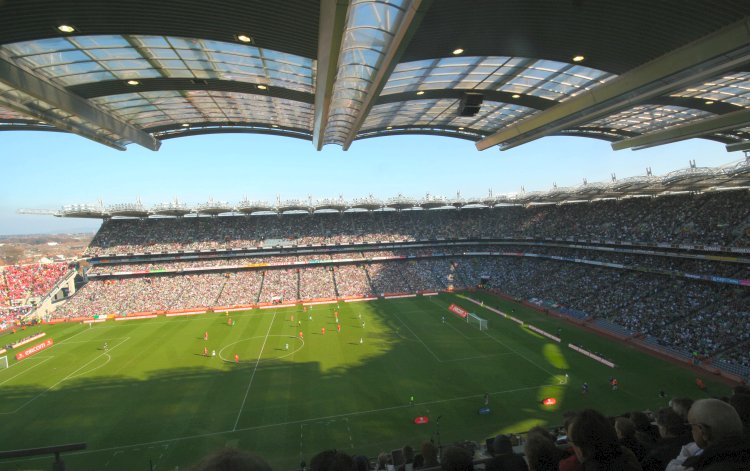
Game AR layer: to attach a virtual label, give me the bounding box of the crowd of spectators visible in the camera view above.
[188,388,750,471]
[53,250,750,368]
[0,262,69,305]
[85,190,750,256]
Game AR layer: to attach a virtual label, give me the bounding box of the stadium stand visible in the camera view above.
[38,190,749,381]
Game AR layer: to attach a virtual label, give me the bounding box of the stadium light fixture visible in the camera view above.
[236,34,253,43]
[257,84,268,90]
[386,126,392,129]
[512,94,521,99]
[416,90,425,95]
[705,100,714,105]
[572,55,585,62]
[452,48,464,55]
[181,123,189,127]
[458,127,464,130]
[127,80,139,86]
[57,25,76,33]
[271,124,278,128]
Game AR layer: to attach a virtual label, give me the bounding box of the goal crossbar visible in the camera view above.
[467,312,488,331]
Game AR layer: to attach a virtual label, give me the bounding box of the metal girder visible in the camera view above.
[612,108,750,151]
[341,0,433,151]
[726,140,750,152]
[476,17,750,151]
[0,57,161,151]
[312,0,349,151]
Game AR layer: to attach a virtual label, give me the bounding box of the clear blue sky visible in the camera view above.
[0,130,741,235]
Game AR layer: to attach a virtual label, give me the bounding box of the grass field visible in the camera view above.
[0,292,730,470]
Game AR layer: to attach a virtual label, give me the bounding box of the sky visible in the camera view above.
[0,129,743,235]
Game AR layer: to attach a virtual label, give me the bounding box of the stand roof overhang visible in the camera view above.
[1,0,750,153]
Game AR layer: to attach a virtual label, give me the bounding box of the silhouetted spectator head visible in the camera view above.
[688,398,744,449]
[376,453,390,470]
[190,448,272,471]
[568,409,621,463]
[526,426,556,443]
[403,445,414,464]
[310,450,356,471]
[655,406,685,438]
[492,435,513,455]
[670,397,694,421]
[353,456,369,471]
[420,441,439,468]
[440,446,473,471]
[523,436,559,471]
[628,410,651,432]
[729,394,750,428]
[733,385,750,396]
[614,417,637,440]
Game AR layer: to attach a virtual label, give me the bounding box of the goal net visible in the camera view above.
[0,356,8,369]
[467,313,488,331]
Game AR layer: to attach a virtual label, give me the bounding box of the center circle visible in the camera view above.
[218,335,304,363]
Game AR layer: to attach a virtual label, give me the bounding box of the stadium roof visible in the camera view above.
[1,1,750,152]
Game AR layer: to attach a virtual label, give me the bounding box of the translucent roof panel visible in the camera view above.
[0,105,35,121]
[384,56,616,102]
[0,81,127,145]
[91,91,314,130]
[1,35,315,93]
[361,99,537,134]
[324,0,408,146]
[585,105,714,134]
[671,73,750,109]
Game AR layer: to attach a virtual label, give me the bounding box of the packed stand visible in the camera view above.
[85,190,750,256]
[0,262,69,305]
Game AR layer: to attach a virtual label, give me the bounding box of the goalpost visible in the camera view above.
[467,312,488,331]
[0,356,8,369]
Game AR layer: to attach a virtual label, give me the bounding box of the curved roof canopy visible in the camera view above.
[1,0,750,152]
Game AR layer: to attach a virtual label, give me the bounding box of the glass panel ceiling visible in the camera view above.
[0,105,34,121]
[0,81,127,145]
[584,105,714,134]
[671,72,750,109]
[1,35,315,93]
[324,0,408,145]
[362,99,536,133]
[384,56,616,102]
[91,91,314,130]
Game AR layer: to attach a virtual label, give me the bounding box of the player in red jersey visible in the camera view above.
[204,331,208,341]
[204,346,209,356]
[234,353,240,363]
[321,327,326,335]
[337,323,341,333]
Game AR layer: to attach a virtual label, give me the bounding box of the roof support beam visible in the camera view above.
[725,140,750,152]
[0,57,161,151]
[312,0,349,150]
[476,17,750,151]
[612,108,750,151]
[341,0,432,150]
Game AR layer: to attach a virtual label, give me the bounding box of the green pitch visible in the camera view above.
[0,292,730,470]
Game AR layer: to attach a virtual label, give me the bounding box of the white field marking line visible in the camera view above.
[0,337,131,415]
[0,356,54,386]
[232,311,276,431]
[0,354,53,372]
[3,384,544,465]
[60,337,129,344]
[480,328,559,377]
[443,320,472,339]
[67,353,111,380]
[392,312,442,362]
